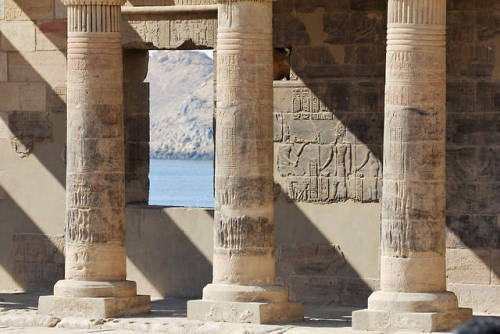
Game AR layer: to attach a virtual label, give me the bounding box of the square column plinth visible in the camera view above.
[188,284,303,324]
[353,308,473,332]
[39,295,151,318]
[352,292,472,332]
[188,300,303,324]
[39,280,151,318]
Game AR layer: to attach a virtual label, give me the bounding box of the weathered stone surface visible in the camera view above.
[0,0,4,20]
[0,52,7,81]
[4,0,53,21]
[492,249,500,285]
[40,0,150,319]
[125,0,216,5]
[353,305,472,332]
[324,11,383,45]
[7,51,66,87]
[287,275,378,307]
[446,248,491,284]
[276,244,354,278]
[188,299,303,324]
[449,283,500,314]
[47,85,67,113]
[354,0,471,331]
[210,0,276,287]
[380,0,449,291]
[122,13,216,50]
[64,5,126,282]
[39,295,151,318]
[11,233,64,290]
[446,215,500,249]
[447,81,475,113]
[0,0,497,318]
[123,51,149,204]
[274,82,383,204]
[189,0,302,323]
[8,111,52,156]
[477,81,500,112]
[447,43,496,77]
[0,21,36,51]
[54,0,66,19]
[36,19,67,51]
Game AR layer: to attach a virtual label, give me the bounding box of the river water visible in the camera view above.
[148,159,215,208]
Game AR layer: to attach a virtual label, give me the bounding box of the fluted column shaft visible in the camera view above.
[381,0,447,293]
[64,0,126,282]
[213,0,275,286]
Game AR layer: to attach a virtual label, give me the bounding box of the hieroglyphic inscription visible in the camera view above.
[64,2,128,280]
[275,84,382,203]
[381,0,447,256]
[122,14,216,49]
[216,215,274,249]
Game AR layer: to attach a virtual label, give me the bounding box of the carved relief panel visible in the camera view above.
[274,82,383,203]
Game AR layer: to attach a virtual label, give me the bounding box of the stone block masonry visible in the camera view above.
[0,0,497,324]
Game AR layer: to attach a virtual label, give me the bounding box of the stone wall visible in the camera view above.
[445,0,500,314]
[269,0,500,311]
[0,0,498,314]
[272,0,386,306]
[0,0,67,291]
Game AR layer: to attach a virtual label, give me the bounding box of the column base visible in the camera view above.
[187,283,303,324]
[38,280,151,318]
[39,295,151,318]
[352,291,472,332]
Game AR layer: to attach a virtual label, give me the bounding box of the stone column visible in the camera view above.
[39,0,150,318]
[187,0,303,324]
[352,0,471,332]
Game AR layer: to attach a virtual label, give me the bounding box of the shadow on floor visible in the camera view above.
[0,292,359,328]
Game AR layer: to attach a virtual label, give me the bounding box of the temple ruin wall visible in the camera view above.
[0,0,499,314]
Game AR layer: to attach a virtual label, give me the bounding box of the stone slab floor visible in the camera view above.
[0,293,497,334]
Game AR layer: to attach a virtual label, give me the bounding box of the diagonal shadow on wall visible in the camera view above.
[0,186,64,292]
[125,206,213,299]
[0,0,69,292]
[4,0,497,312]
[273,0,500,302]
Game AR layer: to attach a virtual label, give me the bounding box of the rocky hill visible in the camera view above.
[147,50,214,160]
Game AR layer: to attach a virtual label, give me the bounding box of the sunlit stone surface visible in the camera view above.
[38,0,150,318]
[187,0,303,324]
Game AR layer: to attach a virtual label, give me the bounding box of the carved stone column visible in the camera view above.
[352,0,471,331]
[187,0,303,324]
[38,0,150,318]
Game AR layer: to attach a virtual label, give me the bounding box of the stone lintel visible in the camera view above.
[63,0,127,6]
[217,0,275,3]
[187,300,303,324]
[38,295,151,318]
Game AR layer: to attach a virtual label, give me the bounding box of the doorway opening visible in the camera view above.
[146,50,215,208]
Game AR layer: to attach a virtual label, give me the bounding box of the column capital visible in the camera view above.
[63,0,126,6]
